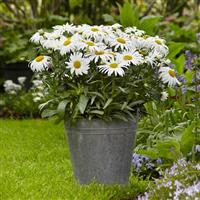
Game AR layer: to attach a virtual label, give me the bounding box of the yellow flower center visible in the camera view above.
[123,55,133,60]
[109,63,118,68]
[63,38,71,46]
[155,40,162,45]
[143,35,149,39]
[35,56,44,62]
[95,51,104,55]
[139,50,148,56]
[73,60,81,69]
[86,41,95,46]
[168,69,176,77]
[91,27,99,32]
[117,38,126,44]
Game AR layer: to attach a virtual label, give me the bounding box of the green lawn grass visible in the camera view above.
[0,119,147,200]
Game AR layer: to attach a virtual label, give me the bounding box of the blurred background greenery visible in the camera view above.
[0,0,199,120]
[0,0,199,64]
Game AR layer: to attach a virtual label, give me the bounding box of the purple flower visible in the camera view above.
[132,153,154,172]
[132,153,144,172]
[181,85,187,94]
[178,75,186,84]
[196,33,200,44]
[177,158,187,167]
[146,162,154,169]
[197,85,200,92]
[185,50,195,70]
[192,71,200,83]
[156,158,162,165]
[137,192,149,200]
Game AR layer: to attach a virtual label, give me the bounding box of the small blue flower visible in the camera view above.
[185,50,195,70]
[196,33,200,44]
[156,158,162,165]
[181,85,187,94]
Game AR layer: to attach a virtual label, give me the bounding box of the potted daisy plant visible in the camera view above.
[29,23,180,184]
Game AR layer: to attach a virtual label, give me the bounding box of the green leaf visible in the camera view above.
[118,87,127,93]
[129,100,144,107]
[118,2,139,27]
[167,42,185,59]
[41,109,57,118]
[137,149,159,160]
[173,55,185,74]
[139,16,162,35]
[155,140,182,160]
[168,87,176,97]
[103,14,116,24]
[185,70,193,84]
[90,96,96,105]
[121,102,128,110]
[39,99,54,111]
[78,95,89,114]
[57,100,69,118]
[69,0,84,8]
[88,92,105,100]
[103,98,113,109]
[90,110,104,115]
[180,123,195,155]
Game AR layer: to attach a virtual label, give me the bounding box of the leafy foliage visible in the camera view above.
[40,62,162,124]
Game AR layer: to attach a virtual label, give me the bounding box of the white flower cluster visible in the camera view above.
[31,79,45,103]
[30,23,179,86]
[3,76,45,103]
[3,78,24,95]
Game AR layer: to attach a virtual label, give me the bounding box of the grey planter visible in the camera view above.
[65,119,136,185]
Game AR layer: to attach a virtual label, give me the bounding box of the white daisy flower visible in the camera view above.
[147,36,168,56]
[159,67,180,87]
[29,56,52,72]
[161,91,168,101]
[65,53,90,76]
[82,25,104,40]
[100,25,114,36]
[83,40,104,52]
[41,39,59,50]
[132,37,152,53]
[74,24,90,35]
[144,50,164,65]
[156,44,168,57]
[134,29,145,36]
[118,51,144,65]
[111,23,122,30]
[110,35,131,51]
[125,26,145,36]
[40,31,62,50]
[98,57,128,76]
[148,36,166,46]
[30,29,45,44]
[87,47,113,63]
[58,36,76,55]
[125,27,137,34]
[53,23,75,35]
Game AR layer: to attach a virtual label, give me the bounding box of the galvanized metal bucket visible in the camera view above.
[65,119,136,185]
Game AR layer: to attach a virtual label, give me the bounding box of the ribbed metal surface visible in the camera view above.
[65,119,136,185]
